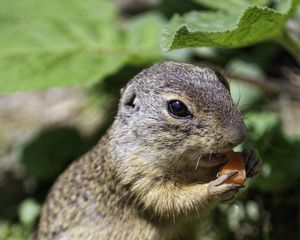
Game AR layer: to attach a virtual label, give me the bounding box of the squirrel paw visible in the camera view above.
[207,171,244,204]
[242,149,262,178]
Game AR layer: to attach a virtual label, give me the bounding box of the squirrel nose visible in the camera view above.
[227,124,247,147]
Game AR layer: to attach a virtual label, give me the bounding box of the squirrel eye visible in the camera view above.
[167,100,191,118]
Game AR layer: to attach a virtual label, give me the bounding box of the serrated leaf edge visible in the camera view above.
[162,2,293,51]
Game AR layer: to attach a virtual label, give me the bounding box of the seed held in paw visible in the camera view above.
[219,150,246,184]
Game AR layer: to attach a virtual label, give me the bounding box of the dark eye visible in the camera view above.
[167,100,191,118]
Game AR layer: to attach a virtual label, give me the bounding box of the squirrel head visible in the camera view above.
[110,62,246,170]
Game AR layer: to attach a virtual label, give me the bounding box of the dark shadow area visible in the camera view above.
[21,127,87,182]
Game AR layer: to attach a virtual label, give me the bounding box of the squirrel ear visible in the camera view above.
[121,83,136,108]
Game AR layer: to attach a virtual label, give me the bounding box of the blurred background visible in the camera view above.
[0,0,300,239]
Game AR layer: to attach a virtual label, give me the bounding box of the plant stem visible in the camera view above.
[277,30,300,64]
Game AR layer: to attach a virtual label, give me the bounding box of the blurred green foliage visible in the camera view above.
[0,0,164,92]
[0,0,300,239]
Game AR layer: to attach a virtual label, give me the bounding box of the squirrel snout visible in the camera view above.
[227,124,247,147]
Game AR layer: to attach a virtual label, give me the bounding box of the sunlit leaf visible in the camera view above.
[162,0,299,51]
[0,1,164,92]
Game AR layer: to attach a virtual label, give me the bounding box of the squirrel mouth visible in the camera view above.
[199,153,227,168]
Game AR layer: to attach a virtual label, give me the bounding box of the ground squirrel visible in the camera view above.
[37,62,261,240]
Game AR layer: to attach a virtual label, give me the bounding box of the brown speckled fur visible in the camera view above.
[37,62,260,240]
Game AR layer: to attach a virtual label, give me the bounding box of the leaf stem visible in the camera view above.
[277,30,300,64]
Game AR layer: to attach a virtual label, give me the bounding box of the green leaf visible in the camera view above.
[230,81,264,110]
[228,59,265,109]
[0,220,31,240]
[125,12,166,64]
[0,1,164,92]
[192,0,269,12]
[244,111,280,141]
[242,111,300,192]
[161,0,299,51]
[18,199,41,226]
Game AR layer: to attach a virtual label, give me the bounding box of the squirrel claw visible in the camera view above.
[215,171,238,185]
[242,149,262,178]
[208,173,244,203]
